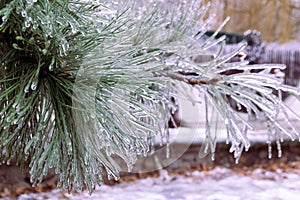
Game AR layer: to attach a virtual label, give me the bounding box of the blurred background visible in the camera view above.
[202,0,300,43]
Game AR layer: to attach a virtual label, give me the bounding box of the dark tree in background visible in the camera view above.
[1,0,300,194]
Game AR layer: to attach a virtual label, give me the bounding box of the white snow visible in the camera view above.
[17,168,300,200]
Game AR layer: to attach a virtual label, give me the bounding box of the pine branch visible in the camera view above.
[164,71,222,85]
[0,0,300,195]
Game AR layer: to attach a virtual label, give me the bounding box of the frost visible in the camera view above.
[1,0,300,195]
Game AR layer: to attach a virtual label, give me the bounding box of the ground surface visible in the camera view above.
[12,162,300,200]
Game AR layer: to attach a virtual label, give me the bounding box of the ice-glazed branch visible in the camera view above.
[163,71,222,85]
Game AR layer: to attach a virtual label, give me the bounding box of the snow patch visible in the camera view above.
[18,168,300,200]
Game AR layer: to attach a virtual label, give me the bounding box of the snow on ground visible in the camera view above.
[16,168,300,200]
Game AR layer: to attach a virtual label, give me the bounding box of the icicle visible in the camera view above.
[211,152,215,161]
[268,142,272,159]
[30,78,38,91]
[154,155,163,170]
[6,159,11,165]
[6,116,11,123]
[236,102,242,111]
[166,142,170,159]
[24,20,30,28]
[127,163,133,173]
[276,139,282,158]
[21,10,27,18]
[24,83,30,93]
[235,157,239,164]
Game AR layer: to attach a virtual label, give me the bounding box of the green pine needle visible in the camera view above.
[1,0,300,194]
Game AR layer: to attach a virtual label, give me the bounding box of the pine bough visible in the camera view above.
[0,0,300,194]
